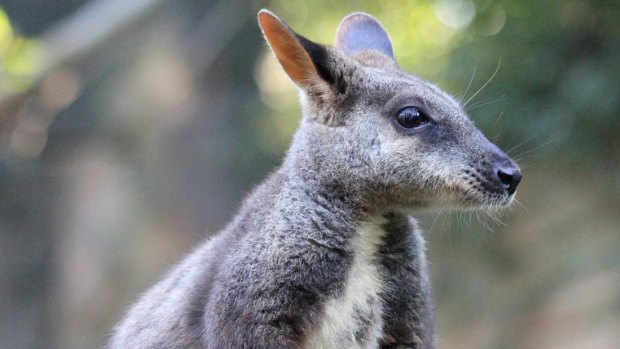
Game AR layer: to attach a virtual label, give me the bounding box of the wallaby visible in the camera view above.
[108,9,521,349]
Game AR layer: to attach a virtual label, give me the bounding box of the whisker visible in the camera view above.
[455,211,462,230]
[512,138,555,161]
[505,134,540,155]
[465,94,506,112]
[502,131,525,154]
[506,135,538,156]
[487,209,506,226]
[480,211,496,234]
[515,163,531,170]
[464,58,501,107]
[513,198,528,212]
[429,211,441,234]
[459,66,477,102]
[495,111,504,124]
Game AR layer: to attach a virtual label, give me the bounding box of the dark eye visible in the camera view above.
[395,106,430,130]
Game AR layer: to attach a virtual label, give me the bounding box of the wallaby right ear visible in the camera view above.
[335,13,394,59]
[258,10,335,91]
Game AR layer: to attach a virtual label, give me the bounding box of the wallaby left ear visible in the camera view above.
[258,10,335,91]
[335,13,394,59]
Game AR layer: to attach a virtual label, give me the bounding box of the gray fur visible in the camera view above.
[108,10,521,349]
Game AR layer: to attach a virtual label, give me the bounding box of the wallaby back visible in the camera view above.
[108,9,521,349]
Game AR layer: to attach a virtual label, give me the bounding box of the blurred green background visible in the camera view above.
[0,0,618,348]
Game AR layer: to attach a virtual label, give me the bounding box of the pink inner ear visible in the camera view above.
[258,11,319,88]
[335,13,394,59]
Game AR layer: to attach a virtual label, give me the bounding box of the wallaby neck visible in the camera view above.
[279,125,383,221]
[281,165,372,222]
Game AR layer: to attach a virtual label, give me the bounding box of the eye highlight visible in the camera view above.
[394,106,430,130]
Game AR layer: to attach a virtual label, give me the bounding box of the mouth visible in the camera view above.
[481,191,516,207]
[456,189,514,208]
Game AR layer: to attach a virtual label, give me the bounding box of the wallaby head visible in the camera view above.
[258,10,521,213]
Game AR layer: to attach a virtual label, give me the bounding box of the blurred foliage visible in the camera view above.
[0,7,42,94]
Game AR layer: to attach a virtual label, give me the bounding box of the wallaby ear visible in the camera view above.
[258,10,334,91]
[335,13,394,59]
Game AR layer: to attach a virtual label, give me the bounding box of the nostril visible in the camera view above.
[497,170,513,189]
[496,167,522,195]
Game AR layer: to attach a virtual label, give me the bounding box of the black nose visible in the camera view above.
[494,161,522,195]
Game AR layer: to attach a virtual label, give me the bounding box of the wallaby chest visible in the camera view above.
[302,220,386,349]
